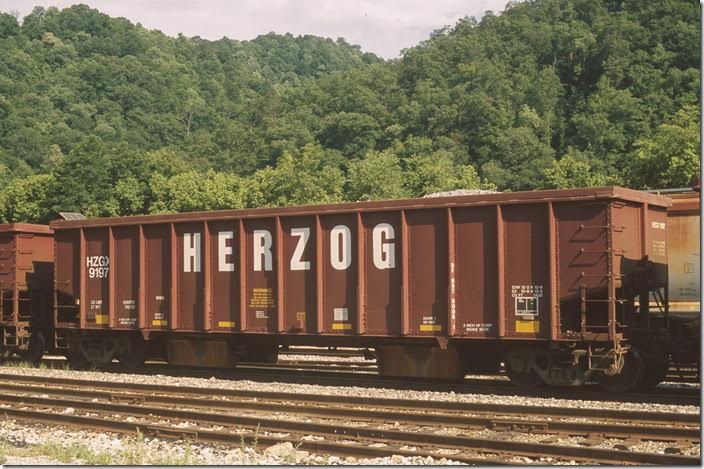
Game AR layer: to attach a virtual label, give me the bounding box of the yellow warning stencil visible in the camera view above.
[94,314,108,325]
[332,323,352,330]
[420,324,442,332]
[152,319,167,326]
[218,321,236,328]
[516,319,539,333]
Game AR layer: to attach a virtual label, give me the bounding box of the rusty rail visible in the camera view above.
[0,380,698,442]
[0,373,697,425]
[0,391,698,465]
[3,360,700,406]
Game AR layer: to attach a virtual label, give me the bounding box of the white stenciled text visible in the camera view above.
[86,255,109,278]
[181,223,398,273]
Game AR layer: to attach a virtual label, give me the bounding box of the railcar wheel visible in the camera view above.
[504,351,543,389]
[0,344,9,361]
[117,335,146,369]
[244,344,278,364]
[19,332,44,364]
[597,348,644,393]
[637,356,668,390]
[66,349,90,370]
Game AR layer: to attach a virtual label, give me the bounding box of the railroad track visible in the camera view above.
[133,364,703,407]
[0,373,698,465]
[12,357,700,407]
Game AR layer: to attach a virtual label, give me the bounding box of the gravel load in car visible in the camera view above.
[423,189,498,198]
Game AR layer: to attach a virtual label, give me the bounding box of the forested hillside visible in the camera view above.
[0,1,699,222]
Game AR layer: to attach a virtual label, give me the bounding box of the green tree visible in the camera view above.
[404,150,458,197]
[244,144,344,207]
[0,174,53,223]
[149,170,244,213]
[570,79,648,173]
[543,151,617,189]
[482,123,555,191]
[629,105,699,189]
[143,148,192,178]
[457,164,496,191]
[104,177,146,216]
[0,12,20,38]
[346,150,408,201]
[0,0,697,220]
[178,88,205,137]
[403,150,493,196]
[318,112,380,158]
[47,137,111,217]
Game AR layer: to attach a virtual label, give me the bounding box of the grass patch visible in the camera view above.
[0,440,8,464]
[0,359,70,371]
[0,440,113,464]
[1,360,34,369]
[153,438,195,465]
[119,428,147,465]
[283,441,304,464]
[0,423,199,465]
[240,424,261,454]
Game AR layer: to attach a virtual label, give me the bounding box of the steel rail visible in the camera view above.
[199,366,702,405]
[0,381,698,441]
[0,393,698,465]
[0,373,698,425]
[30,357,698,385]
[50,363,704,405]
[0,406,503,465]
[6,360,700,406]
[15,358,701,400]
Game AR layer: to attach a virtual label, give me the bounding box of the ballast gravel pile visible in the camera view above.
[0,364,697,414]
[423,189,498,198]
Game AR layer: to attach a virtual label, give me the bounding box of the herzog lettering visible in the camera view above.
[180,224,397,273]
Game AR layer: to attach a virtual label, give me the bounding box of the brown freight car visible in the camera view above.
[661,190,700,370]
[0,223,54,362]
[50,187,671,392]
[665,191,700,316]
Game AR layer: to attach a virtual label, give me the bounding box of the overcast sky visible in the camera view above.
[0,0,511,58]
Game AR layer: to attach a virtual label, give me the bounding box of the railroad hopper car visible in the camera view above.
[50,187,674,392]
[0,223,54,362]
[662,191,700,372]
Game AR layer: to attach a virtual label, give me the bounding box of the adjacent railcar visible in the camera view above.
[663,191,700,370]
[666,191,701,316]
[50,187,671,391]
[0,223,54,362]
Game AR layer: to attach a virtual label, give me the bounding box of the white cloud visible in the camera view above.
[0,0,511,58]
